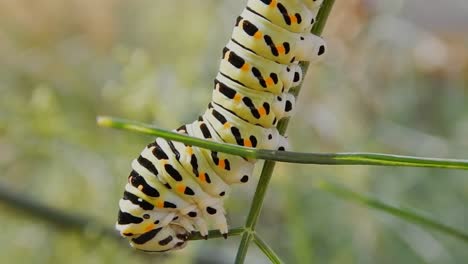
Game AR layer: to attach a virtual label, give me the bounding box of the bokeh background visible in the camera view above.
[1,0,467,263]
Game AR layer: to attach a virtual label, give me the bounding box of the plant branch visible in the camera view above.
[188,227,245,240]
[98,116,468,170]
[317,181,468,243]
[235,1,336,263]
[253,233,284,264]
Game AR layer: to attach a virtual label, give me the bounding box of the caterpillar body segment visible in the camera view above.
[221,40,302,95]
[129,153,212,233]
[117,187,198,238]
[146,138,215,202]
[183,121,256,185]
[146,138,229,236]
[116,189,191,251]
[246,0,316,33]
[170,139,231,198]
[203,102,288,150]
[117,197,174,235]
[116,0,326,252]
[130,225,189,252]
[130,159,191,210]
[213,74,295,128]
[232,8,326,64]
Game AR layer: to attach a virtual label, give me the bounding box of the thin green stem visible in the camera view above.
[188,227,245,241]
[235,1,336,263]
[318,181,468,243]
[253,233,284,264]
[235,231,254,264]
[98,116,468,170]
[97,116,258,159]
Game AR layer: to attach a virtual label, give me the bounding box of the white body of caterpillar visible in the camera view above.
[115,0,326,252]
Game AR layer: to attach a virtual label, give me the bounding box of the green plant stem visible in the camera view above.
[253,233,284,264]
[188,227,245,240]
[235,1,335,263]
[317,181,468,243]
[236,231,254,263]
[98,116,468,171]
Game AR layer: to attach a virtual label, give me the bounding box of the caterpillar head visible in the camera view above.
[116,199,190,252]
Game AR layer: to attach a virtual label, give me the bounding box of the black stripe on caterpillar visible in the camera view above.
[115,0,326,252]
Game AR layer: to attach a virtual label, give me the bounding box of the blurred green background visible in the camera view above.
[1,0,467,263]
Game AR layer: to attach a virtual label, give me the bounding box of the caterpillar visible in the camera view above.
[115,0,326,252]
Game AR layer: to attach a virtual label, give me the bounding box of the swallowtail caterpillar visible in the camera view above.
[116,0,326,252]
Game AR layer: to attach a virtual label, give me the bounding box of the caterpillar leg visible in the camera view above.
[179,205,209,237]
[295,34,327,62]
[282,63,303,89]
[173,215,196,233]
[198,199,229,238]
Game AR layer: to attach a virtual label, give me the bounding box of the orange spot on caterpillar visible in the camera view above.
[290,15,297,24]
[199,172,206,182]
[276,45,285,54]
[254,31,263,39]
[138,185,143,191]
[241,63,250,71]
[144,224,155,232]
[218,159,225,170]
[156,200,164,208]
[243,138,253,147]
[265,77,274,86]
[234,94,242,103]
[258,107,267,117]
[270,0,276,7]
[223,122,231,129]
[176,184,186,194]
[186,147,193,155]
